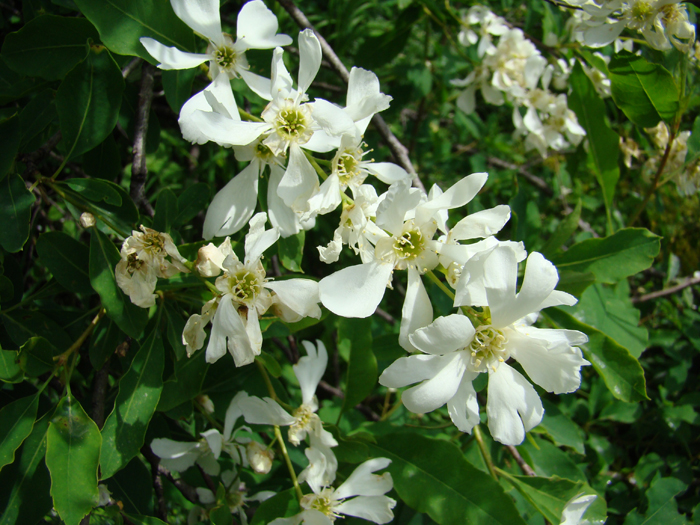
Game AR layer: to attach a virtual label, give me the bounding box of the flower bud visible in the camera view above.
[80,212,96,228]
[246,441,274,474]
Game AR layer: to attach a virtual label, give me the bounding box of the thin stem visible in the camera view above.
[54,309,106,367]
[274,425,304,501]
[238,108,264,122]
[473,425,498,481]
[255,358,295,412]
[425,269,455,300]
[629,131,676,227]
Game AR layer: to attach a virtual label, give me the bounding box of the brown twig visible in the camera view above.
[122,57,142,79]
[130,62,156,217]
[374,307,396,325]
[629,133,675,227]
[141,445,168,521]
[275,0,426,193]
[505,445,536,476]
[632,275,700,304]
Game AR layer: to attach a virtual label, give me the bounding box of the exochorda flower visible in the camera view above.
[379,245,590,445]
[116,226,189,308]
[270,458,396,525]
[560,494,599,525]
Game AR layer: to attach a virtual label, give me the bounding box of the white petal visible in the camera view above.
[179,90,214,145]
[335,458,393,498]
[139,38,210,70]
[399,268,434,352]
[271,47,294,97]
[450,205,511,240]
[196,487,216,504]
[277,144,320,212]
[240,396,296,426]
[318,261,393,318]
[409,314,474,355]
[486,363,544,445]
[379,354,451,388]
[293,340,328,406]
[560,494,597,525]
[239,68,273,101]
[345,67,392,122]
[303,129,341,153]
[170,0,224,47]
[188,110,269,147]
[419,172,488,214]
[266,279,322,323]
[366,162,411,185]
[482,246,519,322]
[200,429,223,458]
[401,352,467,414]
[375,181,422,234]
[203,72,239,120]
[536,290,577,310]
[336,496,396,524]
[306,173,342,216]
[456,87,476,114]
[223,391,249,441]
[245,214,279,264]
[236,0,292,50]
[447,372,481,433]
[202,162,259,239]
[297,29,322,94]
[196,452,221,476]
[268,165,303,237]
[151,438,199,460]
[309,99,358,138]
[583,21,626,48]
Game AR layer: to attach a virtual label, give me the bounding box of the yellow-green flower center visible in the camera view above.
[334,147,366,186]
[228,270,262,304]
[629,1,654,23]
[215,46,237,70]
[142,232,165,255]
[468,325,508,372]
[275,107,309,140]
[126,253,145,272]
[301,489,340,520]
[393,227,425,261]
[255,141,275,161]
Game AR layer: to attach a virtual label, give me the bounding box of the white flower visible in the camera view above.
[140,0,291,94]
[560,494,599,525]
[379,246,590,445]
[270,458,396,525]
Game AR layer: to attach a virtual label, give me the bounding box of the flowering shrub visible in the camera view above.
[0,1,699,525]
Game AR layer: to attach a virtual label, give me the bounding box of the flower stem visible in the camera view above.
[473,425,498,481]
[274,425,304,501]
[54,308,106,368]
[425,269,455,300]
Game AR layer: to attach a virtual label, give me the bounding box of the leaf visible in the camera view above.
[99,327,164,479]
[0,411,53,525]
[83,134,123,181]
[124,515,168,525]
[1,14,101,80]
[551,228,661,284]
[3,311,72,350]
[162,68,196,113]
[18,89,56,152]
[0,393,39,470]
[157,347,207,412]
[686,115,700,162]
[36,231,93,295]
[574,282,648,358]
[256,351,282,379]
[106,457,154,515]
[278,231,305,273]
[556,270,596,297]
[46,395,101,525]
[499,471,585,524]
[0,349,23,383]
[609,51,679,128]
[338,317,376,416]
[250,488,300,525]
[73,0,195,62]
[89,228,148,338]
[624,475,689,525]
[173,183,210,227]
[63,178,122,206]
[153,189,178,233]
[0,113,19,182]
[546,307,649,403]
[537,399,586,455]
[368,432,527,525]
[162,302,186,360]
[569,62,619,232]
[0,174,36,253]
[56,44,125,160]
[541,200,582,258]
[18,336,60,377]
[355,5,421,70]
[89,317,125,370]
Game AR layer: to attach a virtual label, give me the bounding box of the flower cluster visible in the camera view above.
[451,6,586,156]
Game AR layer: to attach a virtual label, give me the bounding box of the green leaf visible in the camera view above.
[556,270,596,297]
[162,68,196,113]
[536,400,586,455]
[624,475,688,525]
[89,228,148,338]
[546,307,649,402]
[153,189,178,233]
[609,51,679,128]
[541,200,582,258]
[0,393,39,470]
[124,515,168,525]
[551,228,661,284]
[36,231,93,295]
[569,62,619,232]
[573,282,648,358]
[46,395,101,525]
[519,436,587,482]
[83,134,122,181]
[63,178,122,206]
[278,230,305,273]
[368,432,526,525]
[210,505,234,525]
[1,14,100,80]
[106,457,154,515]
[18,89,56,152]
[18,336,60,377]
[173,183,210,227]
[73,0,196,61]
[686,115,700,162]
[56,44,125,160]
[250,488,300,525]
[162,302,186,360]
[338,317,376,416]
[256,351,282,379]
[499,471,585,524]
[0,410,53,525]
[89,317,125,370]
[355,5,421,70]
[0,349,23,383]
[3,310,72,350]
[0,174,36,253]
[100,327,164,479]
[0,113,19,182]
[157,346,207,412]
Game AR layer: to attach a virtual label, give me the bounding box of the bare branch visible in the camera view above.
[505,445,536,476]
[130,62,156,217]
[632,275,700,304]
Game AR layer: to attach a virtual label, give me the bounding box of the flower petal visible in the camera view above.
[240,396,296,426]
[139,38,209,70]
[202,161,259,239]
[399,268,434,352]
[277,143,321,212]
[239,68,273,101]
[335,496,397,524]
[450,205,511,240]
[335,458,393,498]
[319,260,393,318]
[170,0,224,47]
[447,372,481,433]
[268,164,303,237]
[366,162,411,185]
[379,354,452,388]
[266,279,322,323]
[293,340,328,407]
[409,313,474,355]
[236,0,292,50]
[401,352,467,414]
[297,29,322,94]
[223,391,249,441]
[188,110,270,147]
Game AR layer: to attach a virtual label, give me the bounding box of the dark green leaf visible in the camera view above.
[536,400,586,455]
[18,336,60,377]
[250,488,300,525]
[125,515,168,525]
[547,308,649,402]
[623,475,688,525]
[609,51,679,128]
[541,200,582,258]
[173,183,210,227]
[210,505,234,525]
[338,318,376,416]
[1,14,100,80]
[106,457,154,515]
[56,44,125,160]
[3,311,72,350]
[36,231,93,294]
[18,89,56,151]
[64,178,122,206]
[89,317,124,370]
[0,393,39,470]
[368,432,526,525]
[83,134,122,180]
[89,228,148,338]
[0,349,23,383]
[0,276,13,303]
[100,328,164,479]
[73,0,196,62]
[687,115,700,162]
[162,68,196,113]
[0,174,36,253]
[278,231,305,273]
[569,62,619,231]
[157,346,207,412]
[0,56,49,106]
[551,228,661,284]
[355,6,421,70]
[153,189,178,233]
[556,270,596,297]
[46,395,101,525]
[163,302,186,360]
[519,436,587,482]
[0,113,19,182]
[256,351,282,378]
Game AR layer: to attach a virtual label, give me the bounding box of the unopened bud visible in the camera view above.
[80,212,96,228]
[247,441,274,474]
[196,394,215,414]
